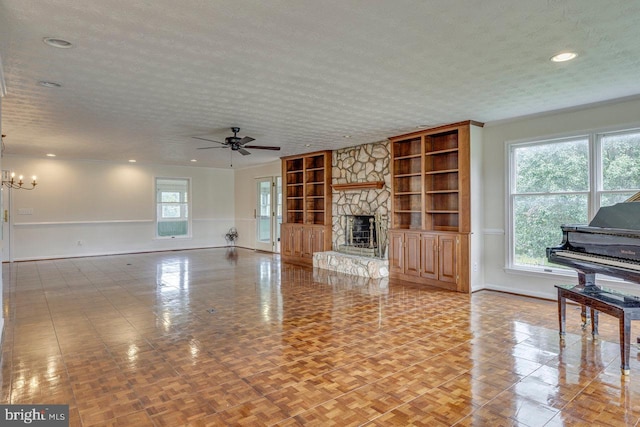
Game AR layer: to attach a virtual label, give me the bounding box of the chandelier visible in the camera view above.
[1,135,38,190]
[2,172,37,190]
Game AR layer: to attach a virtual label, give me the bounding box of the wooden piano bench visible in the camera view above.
[556,284,640,375]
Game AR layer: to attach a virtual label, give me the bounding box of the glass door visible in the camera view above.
[255,176,281,252]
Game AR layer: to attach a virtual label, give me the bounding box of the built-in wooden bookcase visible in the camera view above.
[389,121,482,293]
[424,129,461,232]
[284,152,331,226]
[281,150,332,265]
[392,136,423,230]
[284,157,304,224]
[304,153,327,225]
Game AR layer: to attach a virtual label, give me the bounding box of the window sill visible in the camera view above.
[155,235,192,240]
[504,265,575,281]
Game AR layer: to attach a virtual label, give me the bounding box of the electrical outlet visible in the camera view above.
[473,262,478,272]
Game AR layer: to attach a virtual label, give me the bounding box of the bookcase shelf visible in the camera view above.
[425,148,458,156]
[424,169,458,175]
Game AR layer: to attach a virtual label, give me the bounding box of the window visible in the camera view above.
[156,178,190,238]
[600,131,640,205]
[508,128,640,271]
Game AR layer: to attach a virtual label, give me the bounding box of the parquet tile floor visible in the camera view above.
[2,248,640,426]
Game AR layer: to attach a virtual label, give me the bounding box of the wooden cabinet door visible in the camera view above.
[420,233,438,279]
[292,225,304,257]
[438,234,458,284]
[388,231,404,274]
[301,226,325,258]
[300,227,313,258]
[404,232,421,276]
[310,227,325,254]
[281,224,293,257]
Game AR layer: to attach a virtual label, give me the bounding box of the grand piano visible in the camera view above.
[547,193,640,374]
[547,193,640,286]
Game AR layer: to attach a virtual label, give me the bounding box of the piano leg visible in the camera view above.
[577,271,596,287]
[557,288,566,342]
[580,306,588,330]
[577,272,597,329]
[620,313,631,375]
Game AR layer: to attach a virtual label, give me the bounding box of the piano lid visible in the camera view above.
[588,193,640,230]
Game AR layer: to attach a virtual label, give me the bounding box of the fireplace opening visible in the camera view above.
[348,215,375,248]
[338,214,387,258]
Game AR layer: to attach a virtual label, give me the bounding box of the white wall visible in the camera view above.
[233,160,281,250]
[469,124,484,291]
[482,96,640,299]
[3,156,235,260]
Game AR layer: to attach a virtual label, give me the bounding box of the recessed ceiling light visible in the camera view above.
[38,81,62,88]
[550,52,578,62]
[343,135,351,138]
[304,144,311,147]
[190,159,197,162]
[46,153,56,157]
[128,159,136,163]
[43,37,73,49]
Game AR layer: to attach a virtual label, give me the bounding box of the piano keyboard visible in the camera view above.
[554,250,640,271]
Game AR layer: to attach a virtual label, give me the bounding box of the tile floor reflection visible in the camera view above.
[1,248,639,426]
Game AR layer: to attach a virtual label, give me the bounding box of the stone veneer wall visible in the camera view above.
[332,141,391,254]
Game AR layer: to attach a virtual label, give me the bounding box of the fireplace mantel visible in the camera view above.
[332,181,384,191]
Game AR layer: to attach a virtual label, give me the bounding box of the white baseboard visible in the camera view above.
[479,283,556,301]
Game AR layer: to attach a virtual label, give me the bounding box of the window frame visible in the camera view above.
[596,128,640,208]
[155,177,192,239]
[506,126,640,275]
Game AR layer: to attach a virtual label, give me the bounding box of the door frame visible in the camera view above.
[254,176,281,252]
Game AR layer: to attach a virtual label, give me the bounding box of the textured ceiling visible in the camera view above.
[1,0,640,169]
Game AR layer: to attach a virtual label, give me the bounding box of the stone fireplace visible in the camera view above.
[312,141,391,279]
[332,141,391,258]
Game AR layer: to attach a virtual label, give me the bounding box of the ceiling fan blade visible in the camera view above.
[237,136,255,146]
[243,145,281,151]
[197,146,228,150]
[237,148,251,156]
[192,136,226,145]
